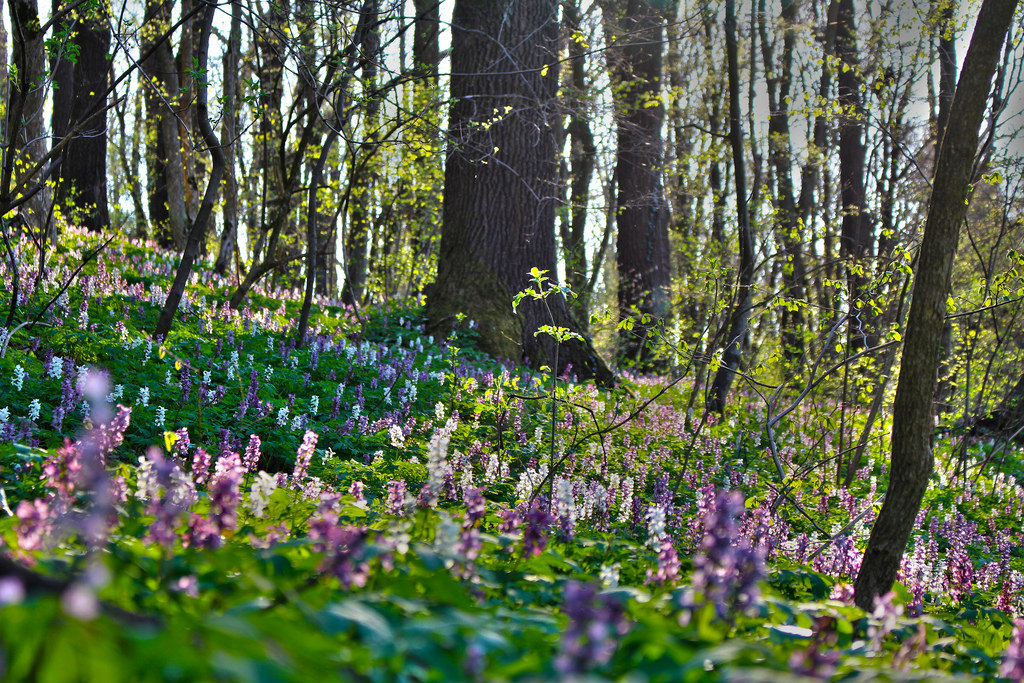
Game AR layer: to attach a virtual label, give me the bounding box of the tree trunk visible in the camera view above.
[214,0,242,276]
[762,0,807,364]
[835,0,872,348]
[426,0,612,384]
[6,0,52,234]
[853,0,1019,610]
[603,0,672,367]
[559,0,595,324]
[342,0,380,306]
[154,0,224,339]
[51,0,110,232]
[141,0,189,249]
[706,0,754,414]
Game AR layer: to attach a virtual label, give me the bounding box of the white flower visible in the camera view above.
[154,406,166,427]
[290,413,304,431]
[139,386,150,406]
[599,563,620,588]
[248,471,278,517]
[203,371,211,384]
[0,406,8,424]
[352,404,361,421]
[321,447,335,464]
[435,401,445,422]
[646,504,667,547]
[27,399,41,421]
[12,365,24,391]
[106,384,124,403]
[310,395,320,416]
[389,424,405,448]
[276,406,289,427]
[48,358,63,380]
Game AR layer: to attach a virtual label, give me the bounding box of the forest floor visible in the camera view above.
[0,229,1023,681]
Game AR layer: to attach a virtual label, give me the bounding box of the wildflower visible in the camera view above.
[1001,618,1024,682]
[154,406,166,428]
[388,423,405,449]
[248,471,278,517]
[138,386,150,406]
[646,504,667,547]
[291,430,318,487]
[310,395,319,416]
[683,489,766,620]
[191,448,212,486]
[12,364,24,391]
[28,398,41,421]
[386,479,408,515]
[348,480,365,503]
[555,581,629,676]
[322,447,335,464]
[553,478,576,539]
[276,406,289,427]
[522,498,554,557]
[242,434,262,472]
[435,401,445,421]
[0,577,25,606]
[0,406,8,425]
[419,434,450,507]
[599,563,620,588]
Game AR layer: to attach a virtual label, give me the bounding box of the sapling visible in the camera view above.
[512,268,583,500]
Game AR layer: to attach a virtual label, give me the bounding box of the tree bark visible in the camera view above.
[603,0,672,367]
[6,0,51,235]
[835,0,872,349]
[214,0,242,276]
[51,0,110,232]
[426,0,612,384]
[762,0,807,364]
[853,0,1019,610]
[154,0,224,339]
[706,0,754,414]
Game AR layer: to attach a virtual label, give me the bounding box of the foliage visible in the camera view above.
[0,230,1022,681]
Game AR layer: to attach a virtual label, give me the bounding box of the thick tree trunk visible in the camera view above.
[706,0,754,414]
[604,0,672,367]
[7,0,51,235]
[853,0,1019,610]
[51,0,110,232]
[426,0,611,384]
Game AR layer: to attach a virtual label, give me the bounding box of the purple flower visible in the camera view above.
[521,498,553,558]
[1001,618,1024,682]
[683,489,765,620]
[554,581,629,675]
[192,448,212,486]
[385,479,408,515]
[291,430,318,488]
[242,434,262,472]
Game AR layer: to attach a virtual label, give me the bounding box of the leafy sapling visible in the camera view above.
[512,268,583,499]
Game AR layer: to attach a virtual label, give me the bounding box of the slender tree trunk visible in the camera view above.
[762,0,807,364]
[214,0,242,276]
[154,0,224,339]
[707,0,754,414]
[836,0,872,348]
[342,0,380,306]
[559,0,595,323]
[853,0,1019,610]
